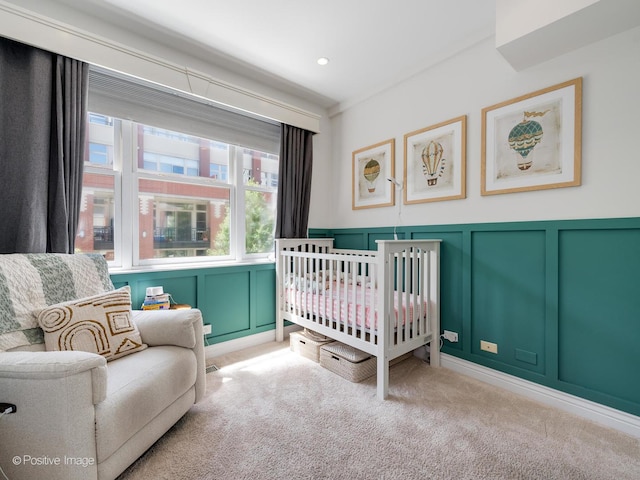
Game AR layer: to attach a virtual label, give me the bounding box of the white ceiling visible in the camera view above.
[42,0,497,110]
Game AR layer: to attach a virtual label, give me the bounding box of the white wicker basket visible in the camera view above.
[289,330,333,363]
[319,342,377,383]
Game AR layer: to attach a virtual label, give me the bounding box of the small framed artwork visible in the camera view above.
[481,77,582,195]
[403,115,466,204]
[352,138,395,210]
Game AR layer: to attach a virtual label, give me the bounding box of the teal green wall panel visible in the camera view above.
[110,263,276,345]
[255,269,276,328]
[203,271,250,336]
[471,230,546,374]
[558,227,640,405]
[413,231,464,352]
[310,217,640,417]
[332,232,367,250]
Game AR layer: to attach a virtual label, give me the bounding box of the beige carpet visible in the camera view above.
[117,341,640,480]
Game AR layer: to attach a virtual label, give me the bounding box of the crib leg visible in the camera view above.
[377,355,389,400]
[430,339,441,367]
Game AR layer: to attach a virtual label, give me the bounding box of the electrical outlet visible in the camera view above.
[203,324,212,335]
[443,330,458,342]
[480,340,498,354]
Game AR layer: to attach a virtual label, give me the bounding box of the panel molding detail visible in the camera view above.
[111,263,276,344]
[309,217,640,417]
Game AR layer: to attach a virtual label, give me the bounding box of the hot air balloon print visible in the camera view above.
[508,110,549,171]
[352,139,395,209]
[421,141,446,186]
[363,158,380,192]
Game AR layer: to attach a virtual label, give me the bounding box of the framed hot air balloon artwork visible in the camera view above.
[403,115,467,204]
[481,77,582,195]
[352,138,395,210]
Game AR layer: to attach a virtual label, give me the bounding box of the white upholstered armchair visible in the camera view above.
[0,253,206,480]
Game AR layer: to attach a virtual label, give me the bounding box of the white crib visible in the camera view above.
[275,238,441,399]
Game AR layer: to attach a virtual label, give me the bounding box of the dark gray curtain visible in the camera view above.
[0,36,88,254]
[275,124,314,238]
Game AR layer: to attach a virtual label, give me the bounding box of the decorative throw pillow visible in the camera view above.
[0,252,115,352]
[37,286,147,361]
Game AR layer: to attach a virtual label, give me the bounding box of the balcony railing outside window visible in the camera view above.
[153,228,211,248]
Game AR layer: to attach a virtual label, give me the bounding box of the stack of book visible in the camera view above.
[142,288,171,310]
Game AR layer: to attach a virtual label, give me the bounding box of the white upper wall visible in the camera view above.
[0,0,325,133]
[312,25,640,229]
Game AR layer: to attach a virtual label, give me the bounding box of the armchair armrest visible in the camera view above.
[132,308,206,402]
[133,308,203,347]
[0,351,107,479]
[0,351,107,404]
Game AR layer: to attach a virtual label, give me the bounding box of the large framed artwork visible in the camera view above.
[403,115,466,204]
[481,77,582,195]
[352,138,395,210]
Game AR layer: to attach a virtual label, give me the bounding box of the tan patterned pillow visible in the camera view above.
[37,286,147,361]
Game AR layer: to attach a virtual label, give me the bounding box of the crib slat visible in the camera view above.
[297,254,302,318]
[350,260,355,338]
[425,249,431,337]
[388,249,402,345]
[411,248,421,338]
[302,254,307,318]
[414,247,421,336]
[418,248,425,336]
[408,249,412,340]
[359,260,366,340]
[314,256,319,326]
[343,258,348,328]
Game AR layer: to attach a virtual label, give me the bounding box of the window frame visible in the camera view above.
[83,114,278,270]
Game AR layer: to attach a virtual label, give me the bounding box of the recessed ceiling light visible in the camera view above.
[317,57,329,66]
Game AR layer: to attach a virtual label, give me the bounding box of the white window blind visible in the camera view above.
[88,66,281,154]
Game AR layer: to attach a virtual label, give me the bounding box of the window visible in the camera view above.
[77,67,280,267]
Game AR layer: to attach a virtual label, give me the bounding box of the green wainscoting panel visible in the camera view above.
[471,230,546,375]
[203,271,250,337]
[110,262,276,345]
[332,232,368,250]
[413,231,464,351]
[310,217,640,417]
[255,268,276,328]
[558,227,640,407]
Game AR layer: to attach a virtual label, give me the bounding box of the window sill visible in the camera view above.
[108,257,275,275]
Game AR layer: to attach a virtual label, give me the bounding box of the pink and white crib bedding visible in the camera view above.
[282,276,428,331]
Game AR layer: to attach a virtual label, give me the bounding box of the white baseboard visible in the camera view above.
[204,325,301,359]
[441,353,640,439]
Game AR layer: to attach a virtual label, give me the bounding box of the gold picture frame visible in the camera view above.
[481,77,582,195]
[352,138,395,210]
[403,115,466,204]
